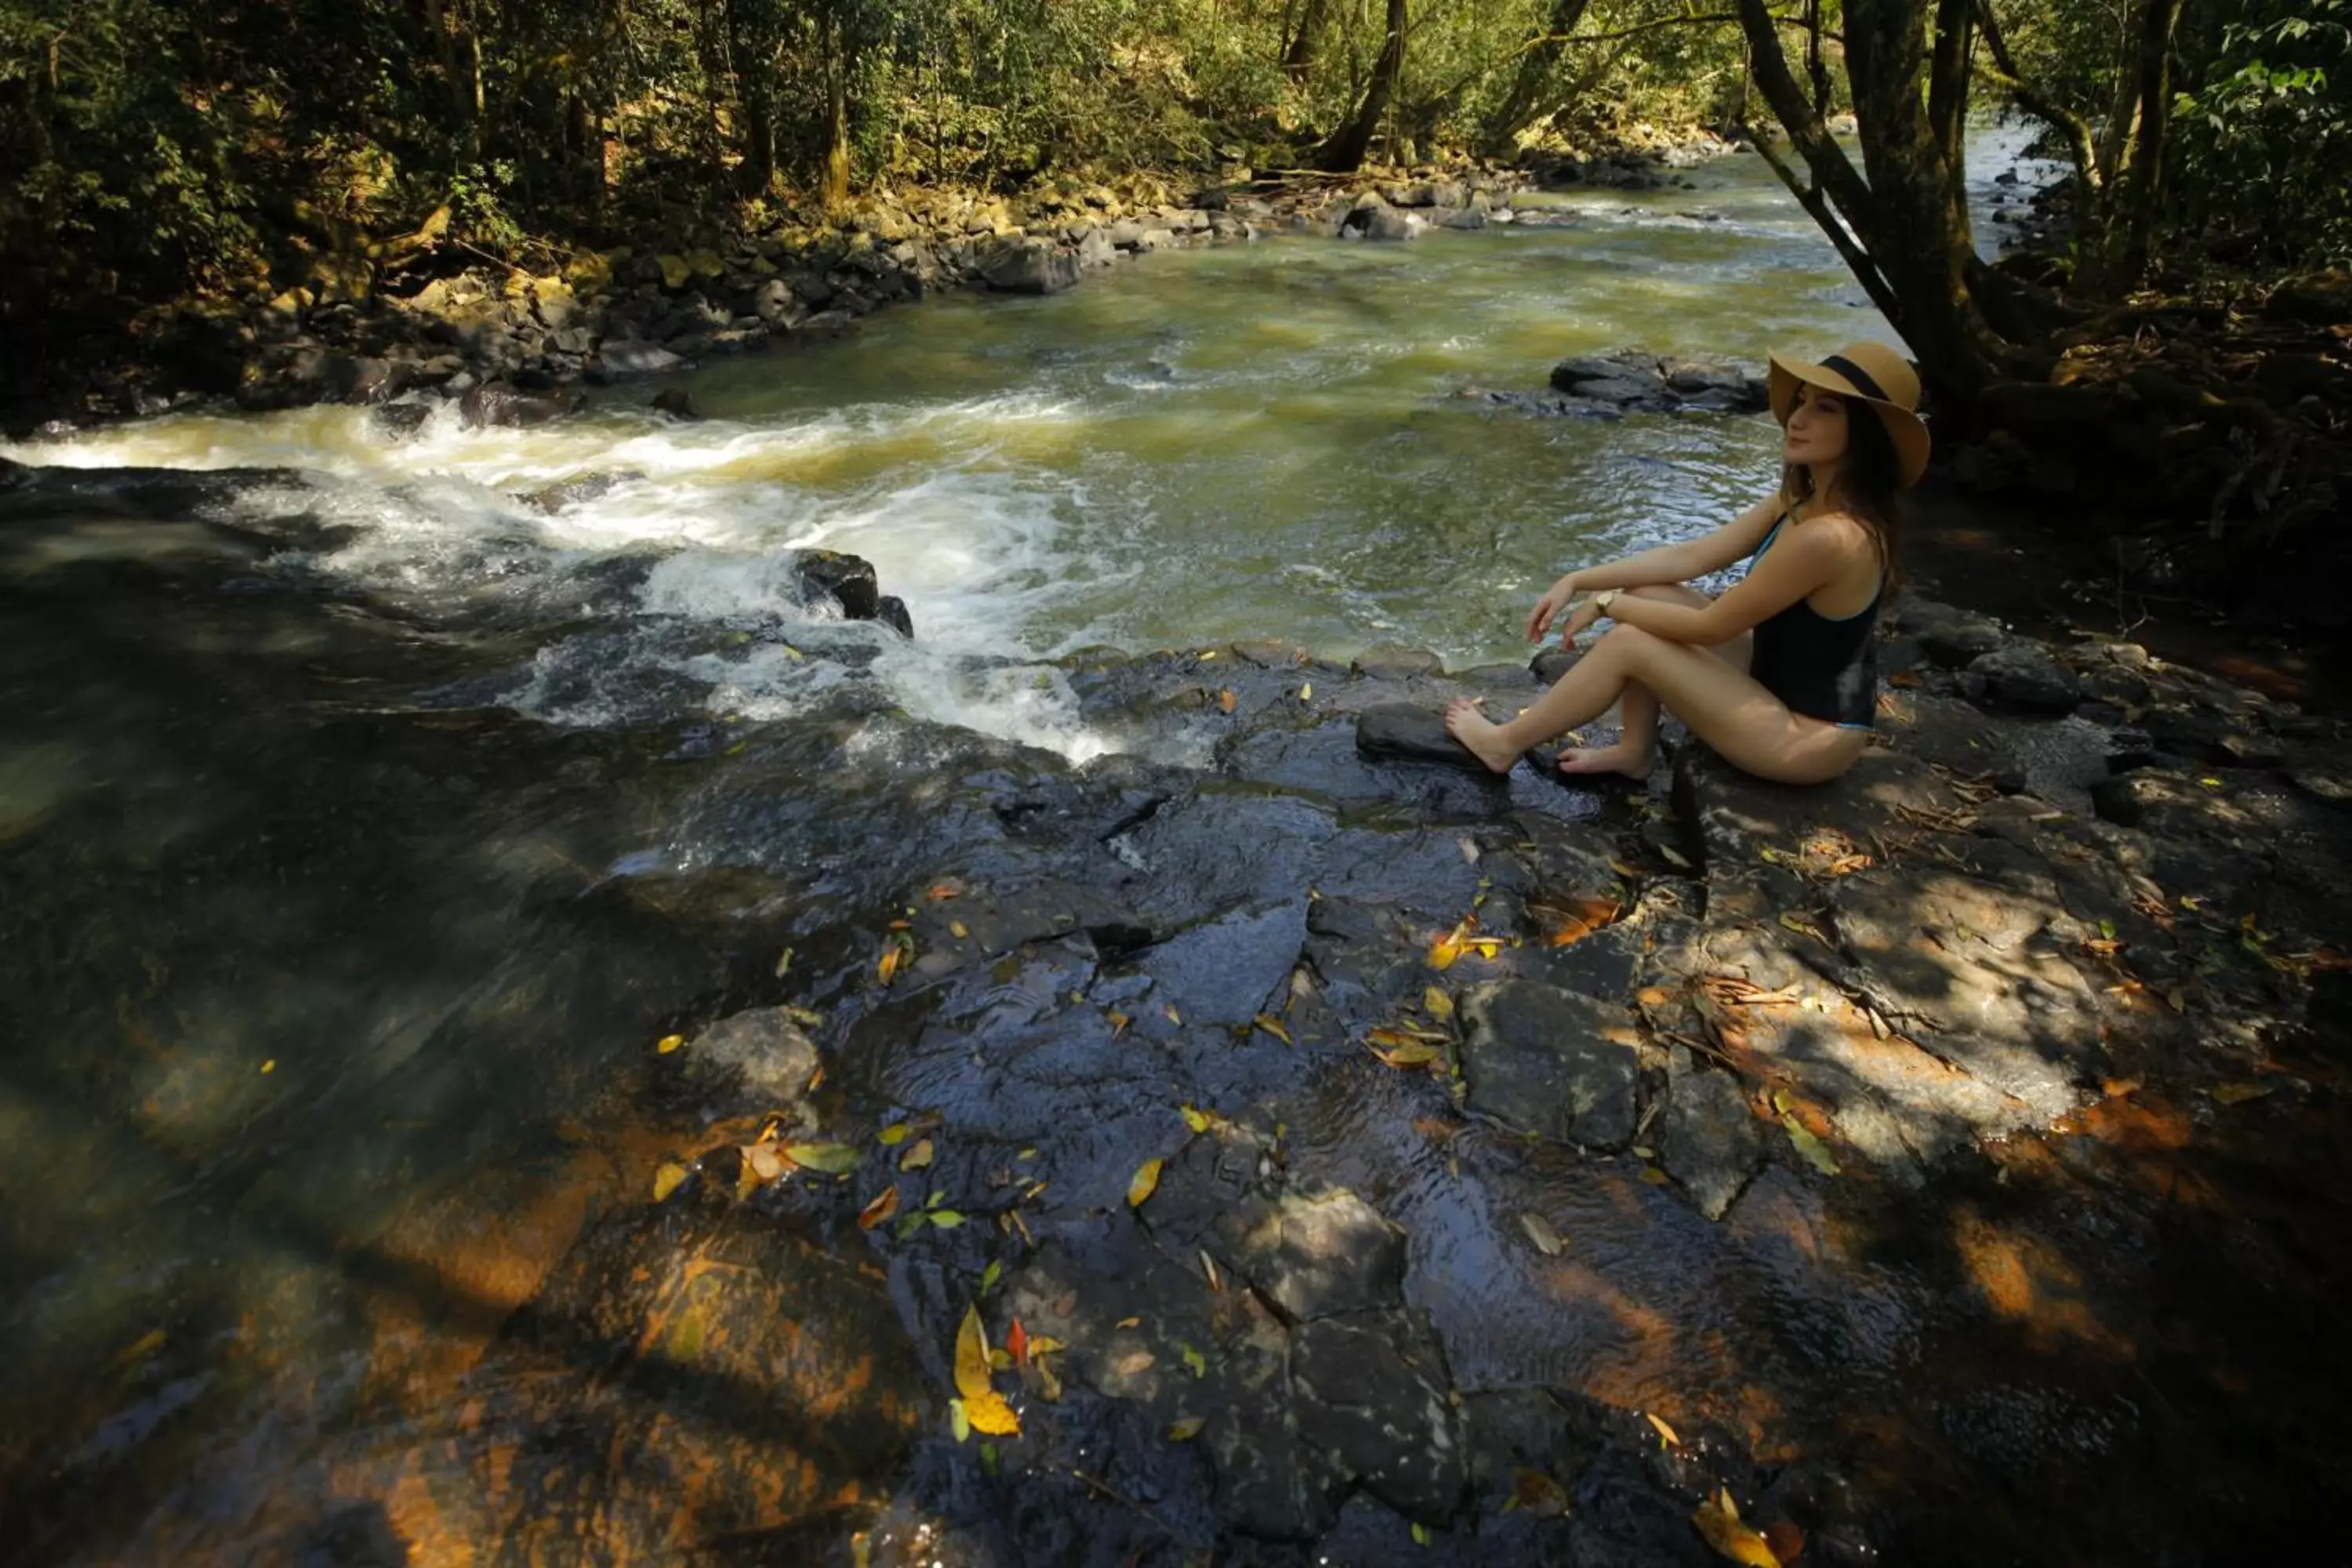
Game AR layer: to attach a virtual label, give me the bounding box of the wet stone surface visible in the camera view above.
[6,461,2352,1568]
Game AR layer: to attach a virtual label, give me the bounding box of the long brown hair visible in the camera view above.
[1780,393,1905,595]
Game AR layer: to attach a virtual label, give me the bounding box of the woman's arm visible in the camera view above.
[1601,520,1853,644]
[1526,497,1784,641]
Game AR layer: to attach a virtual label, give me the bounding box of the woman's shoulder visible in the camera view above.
[1789,506,1876,551]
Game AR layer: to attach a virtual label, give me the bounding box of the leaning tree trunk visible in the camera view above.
[1737,0,2006,399]
[1476,0,1593,158]
[1282,0,1329,83]
[818,13,853,209]
[1316,0,1406,172]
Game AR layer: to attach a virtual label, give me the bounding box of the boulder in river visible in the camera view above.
[874,593,914,639]
[792,548,880,621]
[459,380,586,429]
[983,237,1080,294]
[650,387,703,421]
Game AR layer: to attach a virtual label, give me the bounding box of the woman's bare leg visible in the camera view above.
[1447,623,1863,785]
[1552,586,1754,779]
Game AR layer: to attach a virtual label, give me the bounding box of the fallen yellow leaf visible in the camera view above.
[1645,1411,1680,1446]
[2212,1080,2273,1105]
[1168,1416,1206,1440]
[1781,1116,1842,1176]
[652,1161,688,1201]
[1128,1156,1163,1207]
[1370,1039,1443,1069]
[1181,1104,1210,1133]
[1692,1486,1777,1566]
[742,1142,789,1183]
[1428,921,1471,970]
[878,943,905,984]
[656,1033,686,1054]
[954,1305,996,1402]
[1422,985,1455,1022]
[879,1123,912,1145]
[902,1138,935,1171]
[950,920,971,940]
[1254,1013,1294,1045]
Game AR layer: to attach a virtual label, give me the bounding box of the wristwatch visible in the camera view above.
[1591,590,1619,615]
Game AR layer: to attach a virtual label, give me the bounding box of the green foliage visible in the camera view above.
[2172,0,2352,266]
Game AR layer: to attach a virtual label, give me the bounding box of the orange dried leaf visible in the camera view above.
[927,883,961,901]
[877,944,905,984]
[1218,688,1236,714]
[900,1138,935,1171]
[1007,1316,1029,1365]
[858,1185,901,1230]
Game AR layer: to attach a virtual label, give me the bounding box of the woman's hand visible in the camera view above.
[1526,574,1581,642]
[1555,594,1606,644]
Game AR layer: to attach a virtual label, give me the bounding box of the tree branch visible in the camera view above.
[1971,0,2098,196]
[1740,115,1907,331]
[1735,0,1876,230]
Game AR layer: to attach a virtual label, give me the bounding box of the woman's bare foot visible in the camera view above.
[1555,743,1652,781]
[1443,698,1523,775]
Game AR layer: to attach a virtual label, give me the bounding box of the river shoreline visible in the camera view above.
[2,136,1744,441]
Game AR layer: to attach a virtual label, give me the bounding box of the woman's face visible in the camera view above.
[1783,383,1851,468]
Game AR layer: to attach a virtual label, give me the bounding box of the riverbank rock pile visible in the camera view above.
[36,163,1555,430]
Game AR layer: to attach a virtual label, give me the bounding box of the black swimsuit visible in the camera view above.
[1741,514,1882,729]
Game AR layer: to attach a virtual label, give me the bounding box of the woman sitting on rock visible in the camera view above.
[1444,340,1926,786]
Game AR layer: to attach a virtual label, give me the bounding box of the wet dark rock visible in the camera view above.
[1530,644,1580,685]
[1136,899,1308,1028]
[1290,1311,1467,1521]
[516,471,643,514]
[649,386,703,420]
[1351,645,1445,681]
[680,1004,820,1109]
[983,236,1081,294]
[463,1204,926,1555]
[792,547,880,620]
[1356,703,1484,771]
[1889,597,2007,667]
[1461,980,1641,1148]
[1348,204,1422,243]
[1965,642,2084,712]
[595,339,686,378]
[1545,349,1761,415]
[368,400,437,441]
[459,380,586,429]
[1657,1046,1765,1220]
[1228,1188,1407,1322]
[875,593,915,638]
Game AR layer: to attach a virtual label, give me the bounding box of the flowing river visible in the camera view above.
[22,125,2336,1568]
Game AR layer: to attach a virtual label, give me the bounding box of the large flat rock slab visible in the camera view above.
[1461,980,1642,1149]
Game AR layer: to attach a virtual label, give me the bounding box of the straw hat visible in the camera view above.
[1766,341,1931,488]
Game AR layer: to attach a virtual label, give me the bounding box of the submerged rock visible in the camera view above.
[1658,1045,1765,1220]
[1461,979,1642,1148]
[1356,703,1485,771]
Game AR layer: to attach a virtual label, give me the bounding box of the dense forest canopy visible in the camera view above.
[0,2,2346,354]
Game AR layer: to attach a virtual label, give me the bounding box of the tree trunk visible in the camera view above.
[2111,0,2184,287]
[1476,0,1592,158]
[1283,0,1328,82]
[1738,0,2004,398]
[1317,0,1406,172]
[821,16,852,209]
[423,0,481,157]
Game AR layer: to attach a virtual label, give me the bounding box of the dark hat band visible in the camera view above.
[1818,353,1893,405]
